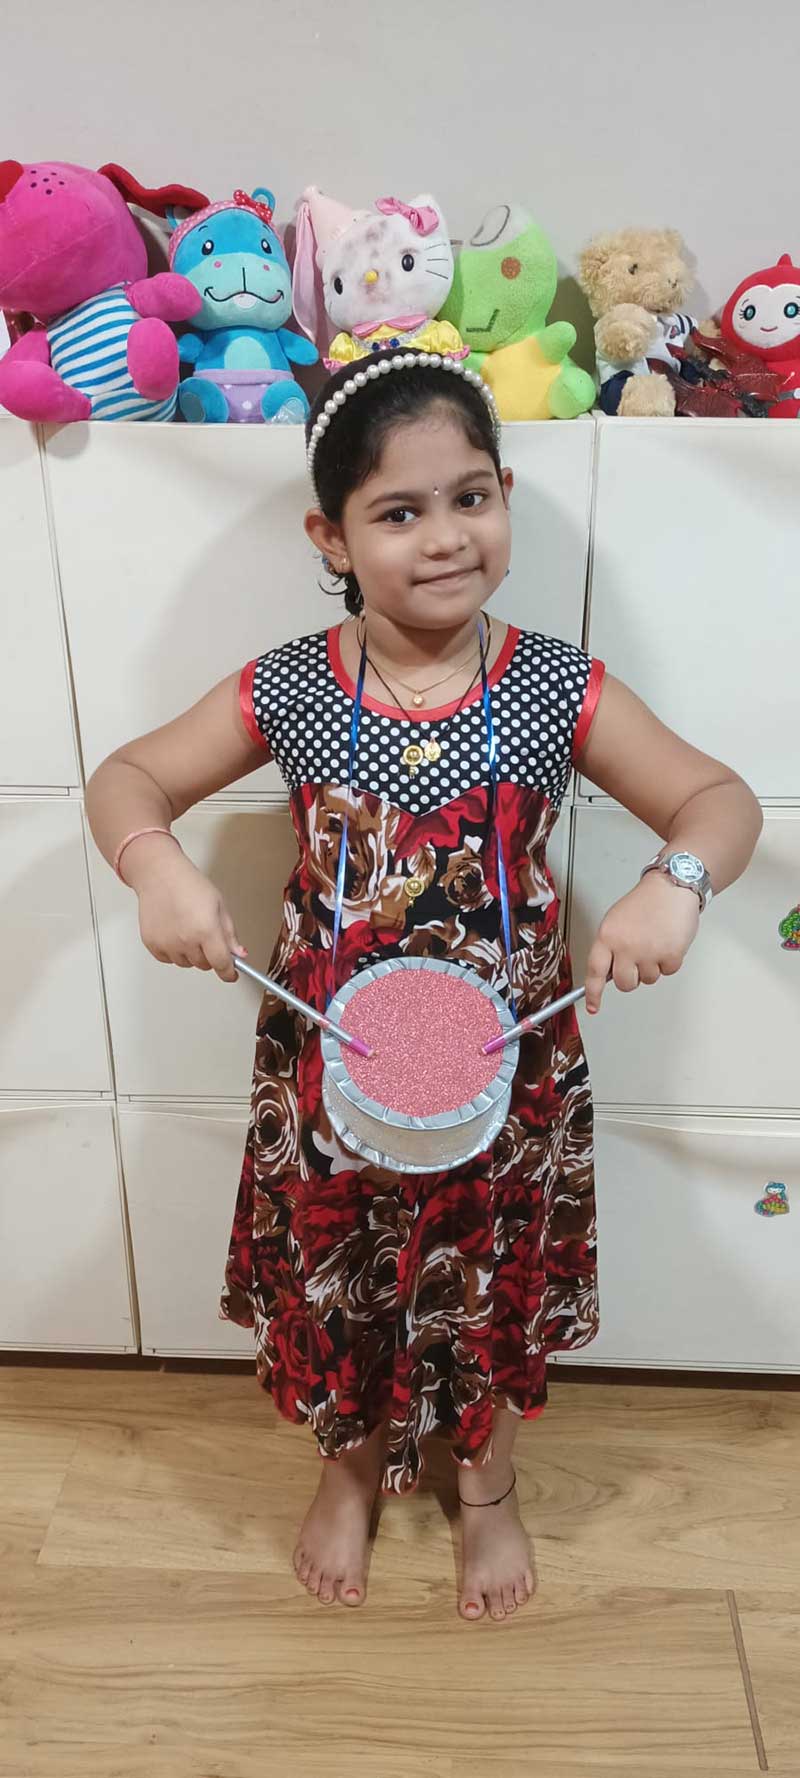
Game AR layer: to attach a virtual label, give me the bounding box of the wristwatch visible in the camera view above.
[640,849,713,912]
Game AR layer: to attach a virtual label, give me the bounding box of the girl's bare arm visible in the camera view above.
[85,673,268,980]
[576,675,762,1011]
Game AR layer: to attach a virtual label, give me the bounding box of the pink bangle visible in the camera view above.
[114,827,182,882]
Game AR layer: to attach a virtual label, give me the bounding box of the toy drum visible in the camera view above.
[321,957,517,1175]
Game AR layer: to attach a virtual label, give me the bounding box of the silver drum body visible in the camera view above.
[321,957,517,1175]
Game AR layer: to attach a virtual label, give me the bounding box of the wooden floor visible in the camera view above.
[1,1360,799,1778]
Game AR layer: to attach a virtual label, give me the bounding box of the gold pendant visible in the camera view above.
[402,743,424,777]
[412,693,425,708]
[423,737,441,763]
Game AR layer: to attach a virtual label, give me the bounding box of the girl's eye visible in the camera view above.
[401,253,415,272]
[333,275,344,295]
[384,507,416,524]
[201,239,214,256]
[742,303,757,321]
[459,491,486,510]
[785,301,799,319]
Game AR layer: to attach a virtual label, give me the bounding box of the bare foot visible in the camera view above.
[293,1426,385,1608]
[458,1460,536,1622]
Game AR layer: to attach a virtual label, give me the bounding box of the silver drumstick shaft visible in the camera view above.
[232,956,372,1058]
[482,985,586,1055]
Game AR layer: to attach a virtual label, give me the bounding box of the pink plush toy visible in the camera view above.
[0,160,208,422]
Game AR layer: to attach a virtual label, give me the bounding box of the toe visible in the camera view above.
[487,1587,505,1621]
[524,1566,536,1596]
[305,1564,321,1596]
[318,1574,336,1604]
[501,1584,517,1614]
[338,1577,365,1608]
[460,1590,485,1621]
[513,1574,530,1606]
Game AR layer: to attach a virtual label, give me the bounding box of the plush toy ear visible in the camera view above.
[98,163,209,219]
[577,235,615,292]
[292,199,324,343]
[252,187,276,212]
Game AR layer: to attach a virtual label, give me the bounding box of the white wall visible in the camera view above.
[5,0,796,366]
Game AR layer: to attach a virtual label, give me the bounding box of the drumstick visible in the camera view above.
[482,985,586,1055]
[232,955,374,1059]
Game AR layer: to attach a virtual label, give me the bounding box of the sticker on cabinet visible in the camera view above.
[754,1183,790,1217]
[778,905,800,950]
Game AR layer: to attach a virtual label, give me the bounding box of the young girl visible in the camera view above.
[86,349,761,1624]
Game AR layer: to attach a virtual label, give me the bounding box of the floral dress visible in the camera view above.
[219,621,605,1494]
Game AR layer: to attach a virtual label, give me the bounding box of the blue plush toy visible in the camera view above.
[167,188,318,422]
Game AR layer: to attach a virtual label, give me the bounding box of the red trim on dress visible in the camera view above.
[573,658,606,763]
[327,622,520,721]
[239,660,271,752]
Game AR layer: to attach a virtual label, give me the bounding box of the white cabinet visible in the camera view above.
[89,801,299,1099]
[554,1113,800,1372]
[0,420,77,787]
[570,805,799,1112]
[0,799,110,1092]
[0,1101,135,1351]
[584,417,800,799]
[117,1101,253,1358]
[497,417,593,644]
[44,422,329,792]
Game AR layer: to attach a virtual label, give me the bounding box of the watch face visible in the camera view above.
[671,852,704,886]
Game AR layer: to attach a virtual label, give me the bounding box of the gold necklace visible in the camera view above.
[363,635,488,778]
[356,615,491,709]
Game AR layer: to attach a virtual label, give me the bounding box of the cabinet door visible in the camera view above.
[45,423,330,793]
[118,1103,253,1358]
[90,802,298,1098]
[0,420,77,787]
[570,806,798,1112]
[553,1113,800,1372]
[584,418,800,798]
[492,418,594,645]
[0,800,110,1092]
[0,1102,134,1351]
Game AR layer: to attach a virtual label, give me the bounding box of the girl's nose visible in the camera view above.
[423,514,468,556]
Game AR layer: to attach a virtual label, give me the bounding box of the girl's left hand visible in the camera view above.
[584,873,700,1014]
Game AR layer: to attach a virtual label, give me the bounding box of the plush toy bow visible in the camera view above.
[375,196,439,236]
[234,189,274,227]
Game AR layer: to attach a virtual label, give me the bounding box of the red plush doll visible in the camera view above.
[720,253,800,418]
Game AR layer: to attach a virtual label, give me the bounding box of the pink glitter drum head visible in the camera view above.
[321,958,517,1175]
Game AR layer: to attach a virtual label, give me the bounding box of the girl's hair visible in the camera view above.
[305,351,504,616]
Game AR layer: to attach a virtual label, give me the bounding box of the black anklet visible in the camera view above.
[458,1466,516,1508]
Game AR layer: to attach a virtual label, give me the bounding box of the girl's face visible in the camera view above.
[308,406,513,632]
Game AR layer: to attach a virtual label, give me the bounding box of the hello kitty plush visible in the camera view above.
[292,186,467,369]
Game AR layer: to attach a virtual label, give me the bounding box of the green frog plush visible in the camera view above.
[439,203,595,420]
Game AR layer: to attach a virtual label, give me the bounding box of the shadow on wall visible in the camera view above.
[550,274,596,374]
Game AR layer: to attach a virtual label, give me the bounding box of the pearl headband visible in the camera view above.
[306,351,501,502]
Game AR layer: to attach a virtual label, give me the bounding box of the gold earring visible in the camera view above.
[340,558,350,573]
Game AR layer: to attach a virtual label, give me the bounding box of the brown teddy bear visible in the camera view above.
[578,227,697,416]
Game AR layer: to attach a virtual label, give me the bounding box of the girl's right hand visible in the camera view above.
[133,845,246,983]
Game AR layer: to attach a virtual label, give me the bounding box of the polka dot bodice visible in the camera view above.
[242,624,603,817]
